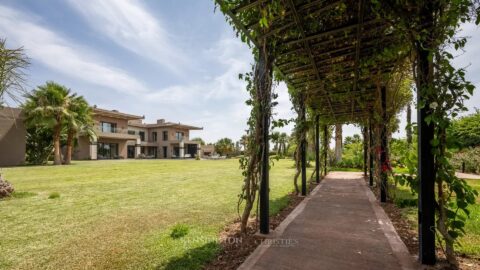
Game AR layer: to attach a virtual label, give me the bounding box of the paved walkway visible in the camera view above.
[456,172,480,180]
[239,172,419,270]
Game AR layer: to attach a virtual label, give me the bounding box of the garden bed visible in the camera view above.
[205,181,318,270]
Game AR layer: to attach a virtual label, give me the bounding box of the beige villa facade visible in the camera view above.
[74,107,203,160]
[0,107,26,166]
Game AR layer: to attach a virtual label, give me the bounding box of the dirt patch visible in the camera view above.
[204,182,318,270]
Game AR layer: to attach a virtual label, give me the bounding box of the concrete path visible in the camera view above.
[239,172,419,270]
[456,172,480,180]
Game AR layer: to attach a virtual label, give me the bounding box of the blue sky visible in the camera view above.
[1,1,479,143]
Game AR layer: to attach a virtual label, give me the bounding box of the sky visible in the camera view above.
[1,1,479,144]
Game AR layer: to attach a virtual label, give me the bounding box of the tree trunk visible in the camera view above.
[335,124,342,163]
[293,146,301,194]
[64,129,75,165]
[53,124,62,165]
[406,103,412,146]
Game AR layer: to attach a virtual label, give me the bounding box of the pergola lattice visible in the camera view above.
[217,0,440,265]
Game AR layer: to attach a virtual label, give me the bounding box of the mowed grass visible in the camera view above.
[393,179,480,258]
[0,159,303,269]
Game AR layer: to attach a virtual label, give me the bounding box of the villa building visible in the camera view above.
[74,107,203,160]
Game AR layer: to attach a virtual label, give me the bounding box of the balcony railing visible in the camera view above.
[94,126,135,135]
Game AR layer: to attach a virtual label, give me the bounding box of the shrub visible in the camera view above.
[0,174,14,198]
[48,192,60,199]
[394,198,418,208]
[170,224,189,239]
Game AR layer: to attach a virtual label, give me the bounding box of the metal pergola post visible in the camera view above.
[362,125,368,177]
[301,101,307,196]
[417,17,436,261]
[315,115,320,183]
[380,86,387,203]
[368,116,374,187]
[323,125,328,176]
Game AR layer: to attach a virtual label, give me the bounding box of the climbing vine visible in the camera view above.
[290,89,308,194]
[374,0,480,266]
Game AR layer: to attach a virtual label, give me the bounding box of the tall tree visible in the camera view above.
[0,38,30,105]
[335,124,343,163]
[214,137,235,156]
[64,96,95,164]
[406,102,412,146]
[448,110,480,149]
[23,82,73,165]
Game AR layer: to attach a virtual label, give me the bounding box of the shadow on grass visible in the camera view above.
[1,191,37,201]
[270,193,293,215]
[161,242,219,270]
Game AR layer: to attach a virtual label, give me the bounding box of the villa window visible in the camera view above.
[101,122,116,133]
[128,130,136,135]
[97,142,118,159]
[152,132,157,142]
[139,131,145,141]
[175,132,184,141]
[163,131,168,141]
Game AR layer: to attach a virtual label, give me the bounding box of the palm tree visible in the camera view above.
[278,132,288,156]
[271,131,280,152]
[23,82,73,165]
[64,96,95,164]
[0,39,30,106]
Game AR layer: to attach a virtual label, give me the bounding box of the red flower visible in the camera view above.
[382,159,392,173]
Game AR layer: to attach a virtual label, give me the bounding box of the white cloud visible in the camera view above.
[0,5,148,95]
[67,0,187,74]
[143,37,252,104]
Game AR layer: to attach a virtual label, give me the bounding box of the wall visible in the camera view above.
[73,136,92,160]
[0,108,26,166]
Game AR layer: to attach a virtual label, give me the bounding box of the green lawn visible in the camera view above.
[393,179,480,258]
[0,159,303,269]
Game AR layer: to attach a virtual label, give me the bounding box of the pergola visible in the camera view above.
[216,0,468,266]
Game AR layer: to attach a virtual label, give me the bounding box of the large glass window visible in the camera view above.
[163,131,168,141]
[139,131,145,141]
[128,130,136,135]
[101,122,117,133]
[152,132,157,142]
[127,145,135,158]
[97,143,119,159]
[163,146,168,158]
[175,132,184,141]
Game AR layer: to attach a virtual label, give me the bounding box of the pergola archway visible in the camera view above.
[216,0,478,267]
